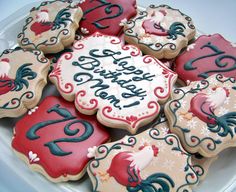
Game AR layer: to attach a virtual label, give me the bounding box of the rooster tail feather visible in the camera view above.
[13,63,37,91]
[52,8,73,30]
[127,173,175,192]
[167,22,186,40]
[208,112,236,138]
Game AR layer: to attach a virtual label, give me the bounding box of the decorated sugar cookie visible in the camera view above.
[124,4,196,59]
[12,96,110,182]
[152,112,216,181]
[49,32,177,134]
[87,127,198,192]
[17,0,83,54]
[0,48,49,118]
[78,0,137,36]
[165,74,236,157]
[174,34,236,85]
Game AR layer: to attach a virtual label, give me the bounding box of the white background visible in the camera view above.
[0,0,236,42]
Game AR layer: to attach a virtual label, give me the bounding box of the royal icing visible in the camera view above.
[12,96,110,181]
[17,0,83,54]
[0,48,49,118]
[87,128,198,192]
[175,34,236,85]
[49,32,177,134]
[165,74,236,157]
[78,0,137,36]
[124,4,196,59]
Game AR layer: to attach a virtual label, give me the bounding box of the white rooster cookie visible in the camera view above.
[0,48,49,118]
[87,127,198,192]
[124,4,196,59]
[17,0,83,54]
[165,74,236,157]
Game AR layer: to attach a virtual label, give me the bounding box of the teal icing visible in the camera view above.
[52,8,72,30]
[167,22,186,40]
[126,173,175,192]
[44,120,94,156]
[26,104,94,156]
[82,0,123,29]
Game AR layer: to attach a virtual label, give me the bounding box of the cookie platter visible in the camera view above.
[0,1,236,192]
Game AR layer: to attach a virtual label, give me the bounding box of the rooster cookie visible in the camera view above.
[0,48,49,118]
[12,96,110,182]
[152,112,216,181]
[78,0,137,36]
[17,0,83,54]
[124,4,196,59]
[175,34,236,86]
[165,74,236,157]
[49,32,177,134]
[87,127,198,192]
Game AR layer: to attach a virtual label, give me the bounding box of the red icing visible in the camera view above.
[107,151,141,187]
[12,96,110,179]
[142,19,168,36]
[189,93,216,124]
[79,0,137,36]
[30,22,53,36]
[0,77,14,95]
[175,34,236,84]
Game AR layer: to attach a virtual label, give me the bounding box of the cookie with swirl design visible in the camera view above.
[124,4,196,59]
[17,0,83,54]
[0,47,49,118]
[165,74,236,157]
[12,96,110,182]
[174,34,236,86]
[87,127,198,192]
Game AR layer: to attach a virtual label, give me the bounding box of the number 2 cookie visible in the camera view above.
[174,34,236,85]
[124,4,196,59]
[165,74,236,157]
[49,32,177,134]
[12,96,110,182]
[0,48,49,118]
[87,128,198,192]
[17,0,83,54]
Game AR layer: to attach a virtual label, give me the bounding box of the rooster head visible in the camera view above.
[36,9,50,22]
[212,86,230,97]
[139,143,159,157]
[0,58,10,78]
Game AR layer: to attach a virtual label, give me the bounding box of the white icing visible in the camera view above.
[49,32,176,131]
[81,27,89,34]
[127,146,154,171]
[28,106,39,115]
[87,146,97,158]
[28,151,40,163]
[206,87,228,109]
[187,43,196,51]
[119,18,127,26]
[0,59,10,78]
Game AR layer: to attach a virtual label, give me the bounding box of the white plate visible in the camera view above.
[0,2,236,192]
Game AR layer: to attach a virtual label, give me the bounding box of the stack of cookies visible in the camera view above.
[1,0,235,191]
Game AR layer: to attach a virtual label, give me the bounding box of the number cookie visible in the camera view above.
[12,96,110,182]
[87,127,198,192]
[0,48,49,118]
[17,0,83,54]
[124,4,196,59]
[165,74,236,157]
[78,0,137,36]
[49,32,177,134]
[174,34,236,85]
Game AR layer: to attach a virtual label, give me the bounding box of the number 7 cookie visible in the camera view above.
[49,32,177,134]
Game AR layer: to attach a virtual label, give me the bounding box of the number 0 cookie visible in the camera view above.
[124,4,196,59]
[12,96,110,182]
[49,32,177,134]
[17,0,83,54]
[0,48,49,118]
